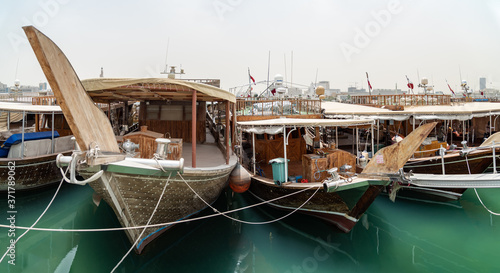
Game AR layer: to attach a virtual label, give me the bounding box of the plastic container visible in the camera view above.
[269,157,290,184]
[373,144,385,154]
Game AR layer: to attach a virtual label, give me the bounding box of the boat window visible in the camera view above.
[146,104,193,121]
[160,105,184,121]
[146,105,160,120]
[183,106,192,121]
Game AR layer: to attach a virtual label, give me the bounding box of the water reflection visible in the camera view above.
[0,185,499,272]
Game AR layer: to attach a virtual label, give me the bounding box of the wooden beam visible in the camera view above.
[23,26,120,156]
[232,102,236,150]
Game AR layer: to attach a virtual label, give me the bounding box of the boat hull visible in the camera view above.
[401,148,499,201]
[248,176,380,233]
[0,152,71,191]
[81,162,236,254]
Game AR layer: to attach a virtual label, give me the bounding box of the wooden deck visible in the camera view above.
[181,129,227,168]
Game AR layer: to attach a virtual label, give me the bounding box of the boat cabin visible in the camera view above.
[82,78,237,168]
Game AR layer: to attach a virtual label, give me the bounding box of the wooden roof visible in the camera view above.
[82,78,236,103]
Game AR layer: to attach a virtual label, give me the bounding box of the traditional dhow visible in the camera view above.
[323,100,500,201]
[23,26,237,253]
[0,102,74,191]
[236,117,436,232]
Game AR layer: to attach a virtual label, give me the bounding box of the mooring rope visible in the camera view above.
[178,171,321,225]
[0,182,319,232]
[466,156,500,216]
[111,172,172,272]
[0,167,68,264]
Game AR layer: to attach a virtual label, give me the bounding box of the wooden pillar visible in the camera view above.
[123,100,128,131]
[35,113,39,132]
[314,127,320,144]
[192,90,197,168]
[232,102,236,149]
[225,101,230,164]
[107,102,111,119]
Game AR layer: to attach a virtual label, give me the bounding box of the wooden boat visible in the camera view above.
[400,136,500,200]
[0,102,74,191]
[236,116,436,232]
[23,26,237,254]
[323,100,500,201]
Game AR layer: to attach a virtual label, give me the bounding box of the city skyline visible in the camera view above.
[1,0,500,94]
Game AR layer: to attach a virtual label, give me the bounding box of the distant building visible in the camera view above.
[480,77,486,90]
[318,81,330,90]
[325,89,340,97]
[287,87,303,97]
[347,86,367,93]
[12,85,39,93]
[307,81,341,98]
[0,82,6,93]
[482,88,500,98]
[39,82,48,91]
[372,88,404,95]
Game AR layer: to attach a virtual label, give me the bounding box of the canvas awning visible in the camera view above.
[323,101,500,121]
[237,117,374,133]
[82,78,236,103]
[0,102,62,113]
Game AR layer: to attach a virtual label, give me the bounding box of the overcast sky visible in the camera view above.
[1,0,500,94]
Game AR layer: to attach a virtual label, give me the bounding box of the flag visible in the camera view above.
[405,75,414,92]
[270,88,276,95]
[366,72,372,91]
[248,68,256,85]
[446,80,455,97]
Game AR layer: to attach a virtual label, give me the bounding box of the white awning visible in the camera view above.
[0,102,62,113]
[237,117,375,133]
[323,101,500,121]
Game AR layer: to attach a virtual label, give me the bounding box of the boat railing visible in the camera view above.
[32,95,57,105]
[32,95,115,110]
[236,98,322,116]
[206,111,228,157]
[350,94,451,107]
[429,142,500,175]
[183,79,221,87]
[0,93,37,103]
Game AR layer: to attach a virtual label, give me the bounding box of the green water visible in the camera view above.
[1,183,499,272]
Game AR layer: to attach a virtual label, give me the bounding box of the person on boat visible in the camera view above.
[449,126,460,138]
[484,122,491,141]
[437,126,445,142]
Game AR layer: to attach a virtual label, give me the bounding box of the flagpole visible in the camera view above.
[267,51,271,97]
[291,50,293,89]
[284,53,287,86]
[366,72,372,97]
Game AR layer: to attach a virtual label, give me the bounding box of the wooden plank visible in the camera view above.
[348,185,383,218]
[23,26,120,157]
[361,122,437,175]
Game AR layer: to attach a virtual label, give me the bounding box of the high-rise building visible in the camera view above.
[39,82,48,91]
[480,77,486,90]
